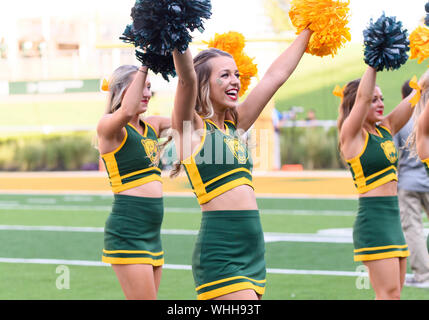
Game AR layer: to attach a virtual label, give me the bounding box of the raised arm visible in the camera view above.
[340,66,377,149]
[235,29,313,132]
[97,66,149,140]
[172,48,198,133]
[383,72,429,136]
[381,93,414,136]
[171,48,203,162]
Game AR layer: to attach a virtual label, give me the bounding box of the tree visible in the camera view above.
[262,0,294,34]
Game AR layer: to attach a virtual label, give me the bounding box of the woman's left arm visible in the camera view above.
[381,91,415,136]
[236,29,313,132]
[384,70,429,135]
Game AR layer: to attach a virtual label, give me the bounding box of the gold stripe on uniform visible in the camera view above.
[354,244,409,262]
[100,129,129,157]
[102,153,122,188]
[346,133,369,191]
[102,256,164,266]
[197,281,265,300]
[120,167,161,180]
[354,244,408,253]
[356,173,398,194]
[103,249,164,256]
[354,250,410,262]
[195,275,266,291]
[197,177,253,205]
[363,165,396,183]
[183,158,206,198]
[111,174,162,193]
[203,168,252,187]
[348,158,365,190]
[101,131,129,189]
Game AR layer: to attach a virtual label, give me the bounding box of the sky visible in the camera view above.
[348,0,427,42]
[205,0,428,42]
[0,0,427,43]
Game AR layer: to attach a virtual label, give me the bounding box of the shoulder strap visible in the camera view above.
[377,125,393,138]
[224,120,236,131]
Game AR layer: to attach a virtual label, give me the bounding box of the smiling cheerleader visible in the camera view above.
[170,28,312,300]
[98,0,212,300]
[98,65,171,300]
[336,13,426,300]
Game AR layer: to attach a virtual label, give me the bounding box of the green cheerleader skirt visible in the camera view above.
[353,196,409,262]
[192,210,266,300]
[102,194,164,266]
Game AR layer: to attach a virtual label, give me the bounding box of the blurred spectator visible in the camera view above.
[394,79,429,288]
[305,109,317,121]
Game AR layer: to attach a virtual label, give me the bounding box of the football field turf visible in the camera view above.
[0,193,428,300]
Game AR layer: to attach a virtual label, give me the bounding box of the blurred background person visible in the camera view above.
[396,77,429,289]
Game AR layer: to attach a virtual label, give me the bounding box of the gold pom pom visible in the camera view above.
[206,31,258,96]
[409,25,429,64]
[101,78,109,92]
[206,31,245,57]
[289,0,351,57]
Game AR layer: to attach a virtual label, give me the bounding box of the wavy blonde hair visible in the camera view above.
[170,48,240,177]
[104,65,139,114]
[406,69,429,158]
[193,48,238,123]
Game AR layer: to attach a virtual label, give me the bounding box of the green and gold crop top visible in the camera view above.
[182,119,253,205]
[101,122,161,193]
[346,125,398,194]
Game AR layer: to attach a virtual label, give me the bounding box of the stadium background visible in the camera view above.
[0,0,428,299]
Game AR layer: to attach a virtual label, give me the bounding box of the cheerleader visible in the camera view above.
[337,66,425,299]
[170,28,312,300]
[98,65,171,299]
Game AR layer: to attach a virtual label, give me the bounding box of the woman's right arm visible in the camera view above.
[172,48,198,132]
[171,48,201,161]
[97,66,149,141]
[340,66,377,156]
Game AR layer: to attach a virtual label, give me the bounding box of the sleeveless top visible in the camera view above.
[346,125,398,194]
[101,122,162,193]
[182,119,253,205]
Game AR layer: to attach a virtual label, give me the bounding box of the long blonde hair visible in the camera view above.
[104,65,139,114]
[193,48,239,123]
[170,48,240,177]
[406,69,429,158]
[336,79,361,161]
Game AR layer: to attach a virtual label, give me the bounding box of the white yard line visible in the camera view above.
[0,257,375,278]
[0,225,354,243]
[0,203,356,216]
[2,225,427,242]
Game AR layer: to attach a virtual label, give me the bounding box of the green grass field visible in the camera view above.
[0,193,428,300]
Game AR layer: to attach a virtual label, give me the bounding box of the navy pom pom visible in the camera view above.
[363,13,409,71]
[120,0,212,81]
[121,0,212,55]
[135,49,176,82]
[425,1,429,13]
